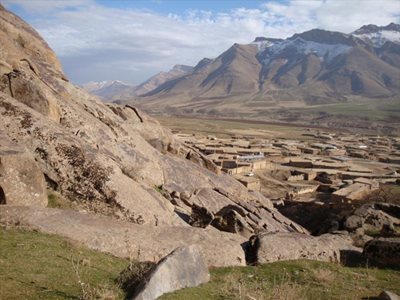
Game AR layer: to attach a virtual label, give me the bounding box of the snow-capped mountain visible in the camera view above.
[82,80,128,92]
[83,65,193,101]
[352,23,400,47]
[82,80,136,102]
[131,23,400,115]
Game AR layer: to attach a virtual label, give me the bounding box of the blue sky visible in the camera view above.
[3,0,399,85]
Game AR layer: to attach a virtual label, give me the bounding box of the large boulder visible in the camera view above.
[363,237,400,268]
[0,206,247,267]
[132,245,210,300]
[246,231,360,265]
[0,136,47,207]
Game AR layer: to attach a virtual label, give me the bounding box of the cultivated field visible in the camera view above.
[157,116,329,140]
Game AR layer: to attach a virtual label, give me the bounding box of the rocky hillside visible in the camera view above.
[0,4,311,266]
[133,23,400,117]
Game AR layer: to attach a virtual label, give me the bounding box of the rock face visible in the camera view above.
[0,4,305,237]
[344,203,400,244]
[0,206,247,267]
[132,245,209,300]
[0,136,47,207]
[247,232,360,265]
[363,237,400,268]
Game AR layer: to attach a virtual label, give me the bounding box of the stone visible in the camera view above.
[212,205,253,238]
[363,237,400,268]
[344,203,400,238]
[0,206,247,267]
[0,136,47,207]
[379,291,400,300]
[189,204,214,228]
[247,231,360,265]
[132,245,210,300]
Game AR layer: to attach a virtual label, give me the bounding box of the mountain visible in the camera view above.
[135,64,193,96]
[352,22,400,47]
[82,80,136,102]
[131,24,400,121]
[83,64,193,102]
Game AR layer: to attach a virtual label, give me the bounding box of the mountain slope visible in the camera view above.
[135,64,193,96]
[132,24,400,119]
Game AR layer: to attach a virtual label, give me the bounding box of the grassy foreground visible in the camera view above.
[1,227,399,300]
[0,227,128,299]
[161,261,400,300]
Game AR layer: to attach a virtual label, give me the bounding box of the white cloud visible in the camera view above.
[3,0,399,84]
[2,0,94,13]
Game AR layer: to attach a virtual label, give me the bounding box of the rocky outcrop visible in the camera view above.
[132,245,209,300]
[246,231,360,265]
[212,205,253,238]
[363,237,400,268]
[0,135,47,207]
[345,203,400,246]
[0,206,247,267]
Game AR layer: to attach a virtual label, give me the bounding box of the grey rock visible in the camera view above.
[212,205,253,238]
[133,245,209,300]
[363,237,400,268]
[0,206,247,267]
[0,136,47,207]
[189,204,214,228]
[379,291,400,300]
[344,203,400,237]
[247,231,360,264]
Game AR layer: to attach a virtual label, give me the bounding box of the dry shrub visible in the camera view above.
[270,281,306,300]
[219,270,306,300]
[313,268,335,285]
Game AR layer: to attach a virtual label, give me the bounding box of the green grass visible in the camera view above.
[0,227,128,299]
[295,100,400,121]
[2,228,399,300]
[157,116,315,140]
[47,192,76,210]
[161,260,400,300]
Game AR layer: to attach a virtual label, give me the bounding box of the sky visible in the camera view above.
[3,0,400,85]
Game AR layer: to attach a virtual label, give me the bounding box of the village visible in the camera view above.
[175,129,400,204]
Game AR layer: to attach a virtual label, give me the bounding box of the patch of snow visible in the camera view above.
[260,37,351,65]
[252,40,275,51]
[353,30,400,47]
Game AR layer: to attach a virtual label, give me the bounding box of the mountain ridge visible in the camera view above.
[83,64,193,101]
[125,22,399,124]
